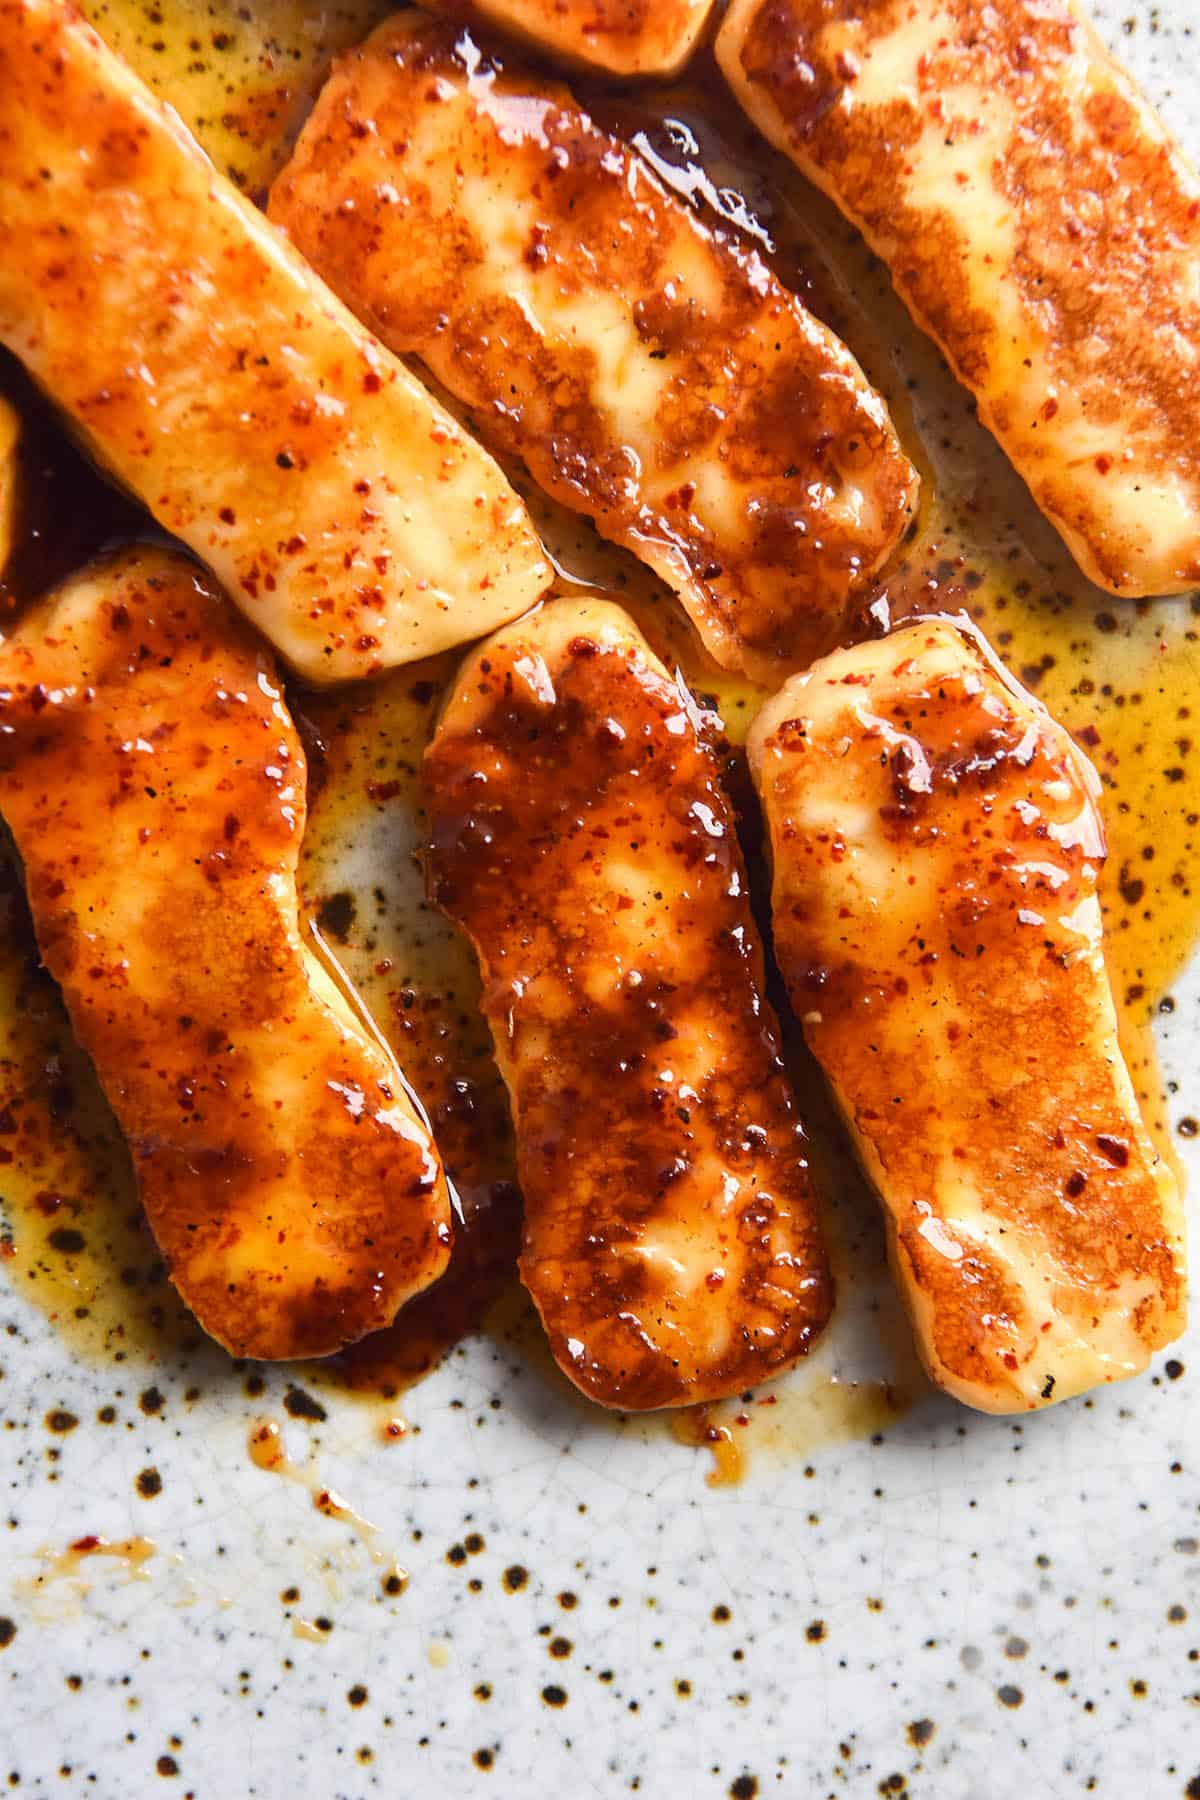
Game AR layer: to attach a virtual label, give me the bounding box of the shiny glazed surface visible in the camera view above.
[425,597,832,1407]
[0,396,18,578]
[425,0,717,77]
[718,0,1200,597]
[270,11,917,682]
[0,0,550,684]
[0,546,451,1359]
[1,1,1200,1789]
[750,619,1185,1412]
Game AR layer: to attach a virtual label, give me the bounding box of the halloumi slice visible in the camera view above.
[717,0,1200,599]
[424,598,833,1408]
[0,0,551,684]
[270,12,918,684]
[0,547,452,1360]
[422,0,715,77]
[749,619,1185,1412]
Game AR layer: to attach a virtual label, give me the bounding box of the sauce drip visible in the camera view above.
[246,1418,409,1588]
[29,1535,158,1581]
[673,1377,911,1487]
[14,1535,171,1619]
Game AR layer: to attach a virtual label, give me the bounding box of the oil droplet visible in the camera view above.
[313,1487,383,1550]
[293,1618,330,1644]
[248,1419,287,1473]
[428,1639,451,1669]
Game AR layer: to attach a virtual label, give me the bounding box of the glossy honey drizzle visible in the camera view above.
[0,15,1195,1470]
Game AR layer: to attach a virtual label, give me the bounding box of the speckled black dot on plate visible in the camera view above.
[0,5,1198,1798]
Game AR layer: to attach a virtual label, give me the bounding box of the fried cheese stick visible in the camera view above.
[749,619,1185,1411]
[0,0,551,684]
[425,597,833,1408]
[0,547,452,1359]
[718,0,1200,597]
[270,12,918,684]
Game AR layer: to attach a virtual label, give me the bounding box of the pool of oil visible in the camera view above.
[76,0,392,195]
[1,2,1198,1475]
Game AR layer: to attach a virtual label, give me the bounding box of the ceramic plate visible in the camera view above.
[2,1,1199,1795]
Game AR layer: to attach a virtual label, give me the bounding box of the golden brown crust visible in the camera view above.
[0,0,550,684]
[719,0,1200,597]
[270,12,917,683]
[423,0,716,77]
[0,547,452,1360]
[749,621,1185,1412]
[424,598,833,1408]
[0,395,17,580]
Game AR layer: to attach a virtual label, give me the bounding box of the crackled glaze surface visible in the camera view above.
[2,1,1200,1796]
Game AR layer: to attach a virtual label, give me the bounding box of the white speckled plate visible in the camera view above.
[3,2,1200,1796]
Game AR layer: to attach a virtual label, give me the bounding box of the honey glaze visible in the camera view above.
[28,1534,159,1584]
[76,0,392,194]
[666,1044,928,1485]
[14,1534,177,1623]
[246,1418,409,1592]
[880,494,1200,1158]
[591,74,1200,1144]
[0,22,1192,1454]
[296,668,525,1399]
[0,354,149,617]
[673,1378,909,1487]
[0,835,199,1363]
